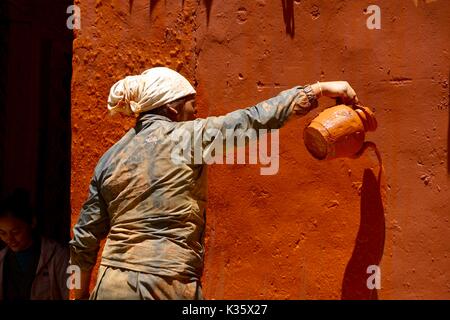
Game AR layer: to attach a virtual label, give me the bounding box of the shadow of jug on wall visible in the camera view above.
[303,104,386,299]
[303,104,378,161]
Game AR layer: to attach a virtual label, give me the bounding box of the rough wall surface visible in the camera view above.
[71,0,449,299]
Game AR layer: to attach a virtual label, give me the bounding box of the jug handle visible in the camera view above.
[334,97,362,107]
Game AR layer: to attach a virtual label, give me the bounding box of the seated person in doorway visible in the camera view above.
[0,189,69,300]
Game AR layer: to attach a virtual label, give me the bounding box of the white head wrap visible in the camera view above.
[107,67,196,115]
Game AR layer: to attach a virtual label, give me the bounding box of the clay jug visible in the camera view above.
[303,104,377,160]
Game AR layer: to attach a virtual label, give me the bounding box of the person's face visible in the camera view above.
[178,96,197,121]
[165,95,197,122]
[0,214,34,252]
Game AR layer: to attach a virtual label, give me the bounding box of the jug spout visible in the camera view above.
[354,105,378,132]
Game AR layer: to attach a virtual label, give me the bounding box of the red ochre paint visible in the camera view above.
[71,0,450,299]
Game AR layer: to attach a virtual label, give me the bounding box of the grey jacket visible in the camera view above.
[70,86,318,281]
[0,237,69,300]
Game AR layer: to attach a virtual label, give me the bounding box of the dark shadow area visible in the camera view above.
[0,0,72,245]
[203,0,213,26]
[149,0,160,17]
[281,0,295,38]
[129,0,134,14]
[0,0,7,210]
[341,168,386,299]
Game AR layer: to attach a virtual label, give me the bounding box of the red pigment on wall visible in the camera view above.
[71,0,450,299]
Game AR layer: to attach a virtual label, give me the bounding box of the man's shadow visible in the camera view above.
[341,168,385,299]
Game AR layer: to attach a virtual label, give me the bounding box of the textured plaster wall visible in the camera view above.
[71,0,450,299]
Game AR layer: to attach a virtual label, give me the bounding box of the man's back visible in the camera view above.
[73,113,207,281]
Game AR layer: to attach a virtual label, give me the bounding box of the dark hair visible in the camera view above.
[0,188,34,225]
[140,94,196,117]
[143,104,172,117]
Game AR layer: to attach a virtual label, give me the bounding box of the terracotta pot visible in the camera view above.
[303,104,377,160]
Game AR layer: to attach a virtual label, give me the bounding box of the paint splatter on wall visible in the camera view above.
[412,0,439,7]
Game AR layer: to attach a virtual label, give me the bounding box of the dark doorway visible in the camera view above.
[0,0,73,245]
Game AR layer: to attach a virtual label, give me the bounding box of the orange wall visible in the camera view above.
[71,0,450,299]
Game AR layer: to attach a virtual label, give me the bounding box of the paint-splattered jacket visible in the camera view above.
[70,86,318,281]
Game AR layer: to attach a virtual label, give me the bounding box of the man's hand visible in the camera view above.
[311,81,359,105]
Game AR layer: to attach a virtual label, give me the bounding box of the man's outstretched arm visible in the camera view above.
[193,81,359,151]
